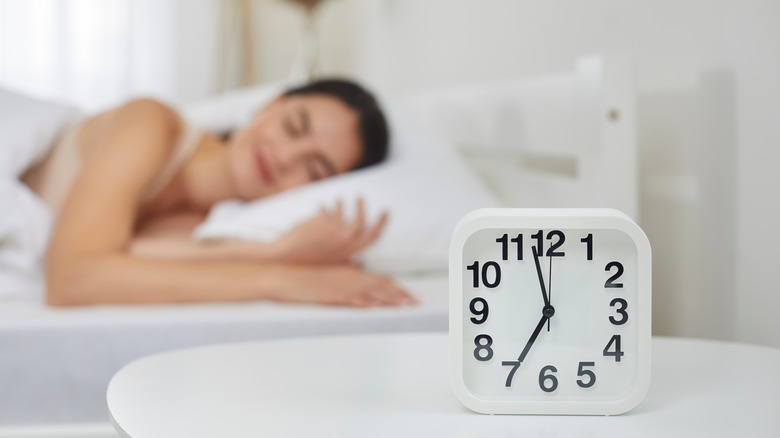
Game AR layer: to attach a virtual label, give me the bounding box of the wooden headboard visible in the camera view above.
[401,55,638,219]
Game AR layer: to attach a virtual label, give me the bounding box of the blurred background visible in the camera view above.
[1,0,778,348]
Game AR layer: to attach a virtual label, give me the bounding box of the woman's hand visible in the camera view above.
[275,198,387,265]
[277,265,417,308]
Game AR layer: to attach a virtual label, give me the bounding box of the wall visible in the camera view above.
[251,0,780,347]
[725,1,780,348]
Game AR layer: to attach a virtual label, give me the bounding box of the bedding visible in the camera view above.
[0,273,448,425]
[0,88,81,299]
[0,87,81,179]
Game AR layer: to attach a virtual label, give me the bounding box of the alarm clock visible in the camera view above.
[449,208,651,415]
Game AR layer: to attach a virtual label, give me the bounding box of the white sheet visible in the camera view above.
[0,273,448,426]
[0,88,81,299]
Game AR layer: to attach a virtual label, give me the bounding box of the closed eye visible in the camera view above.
[284,107,310,139]
[307,155,336,181]
[306,161,322,181]
[283,118,300,138]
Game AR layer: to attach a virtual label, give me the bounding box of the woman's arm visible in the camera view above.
[45,99,413,307]
[49,254,412,307]
[128,199,387,265]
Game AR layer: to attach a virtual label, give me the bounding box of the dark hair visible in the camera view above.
[282,78,389,170]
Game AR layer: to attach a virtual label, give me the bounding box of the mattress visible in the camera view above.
[0,273,448,426]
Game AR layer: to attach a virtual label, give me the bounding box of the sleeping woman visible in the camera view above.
[21,79,416,308]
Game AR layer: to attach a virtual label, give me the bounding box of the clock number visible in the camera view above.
[581,234,593,260]
[466,262,478,287]
[603,335,625,362]
[532,230,566,257]
[466,261,502,288]
[496,234,508,260]
[469,297,489,324]
[609,298,629,325]
[511,234,523,260]
[496,234,523,261]
[546,230,565,257]
[604,261,624,288]
[531,231,543,255]
[473,334,494,361]
[576,361,596,388]
[538,365,559,392]
[502,360,521,387]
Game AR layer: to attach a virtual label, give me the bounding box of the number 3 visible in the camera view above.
[609,298,628,325]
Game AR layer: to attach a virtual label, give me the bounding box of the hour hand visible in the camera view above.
[517,314,549,363]
[532,247,549,306]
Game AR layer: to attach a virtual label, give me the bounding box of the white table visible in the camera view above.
[107,333,780,438]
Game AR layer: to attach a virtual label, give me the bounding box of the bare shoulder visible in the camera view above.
[65,98,188,205]
[78,98,183,172]
[115,97,180,124]
[117,97,180,125]
[84,97,181,142]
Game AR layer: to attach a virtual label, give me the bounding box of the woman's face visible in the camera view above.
[226,94,362,200]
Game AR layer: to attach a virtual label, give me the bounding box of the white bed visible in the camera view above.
[0,55,636,430]
[0,275,447,426]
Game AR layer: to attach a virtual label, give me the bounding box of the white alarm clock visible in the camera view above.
[449,208,651,415]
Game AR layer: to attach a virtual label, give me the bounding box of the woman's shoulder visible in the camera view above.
[118,97,179,117]
[100,97,181,131]
[69,98,188,186]
[81,98,183,152]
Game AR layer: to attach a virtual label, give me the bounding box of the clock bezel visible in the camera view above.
[449,208,651,415]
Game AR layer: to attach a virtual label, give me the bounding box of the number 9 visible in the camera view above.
[469,297,489,324]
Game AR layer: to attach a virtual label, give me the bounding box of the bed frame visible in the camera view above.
[0,55,637,435]
[405,55,637,218]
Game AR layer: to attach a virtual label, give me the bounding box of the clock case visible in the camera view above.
[449,208,651,415]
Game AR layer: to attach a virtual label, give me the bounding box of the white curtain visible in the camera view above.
[0,0,219,112]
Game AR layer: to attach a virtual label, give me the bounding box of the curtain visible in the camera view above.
[0,0,219,112]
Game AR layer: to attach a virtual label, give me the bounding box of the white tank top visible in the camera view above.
[28,119,202,213]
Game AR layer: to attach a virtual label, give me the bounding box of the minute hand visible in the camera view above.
[532,247,550,307]
[517,314,549,363]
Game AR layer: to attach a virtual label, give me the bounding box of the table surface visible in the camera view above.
[107,333,780,438]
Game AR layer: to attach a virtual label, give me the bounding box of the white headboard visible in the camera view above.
[402,55,638,219]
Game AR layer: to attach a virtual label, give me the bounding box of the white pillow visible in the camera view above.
[190,88,501,274]
[182,81,285,134]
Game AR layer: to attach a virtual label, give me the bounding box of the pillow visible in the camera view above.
[190,88,502,275]
[182,81,285,135]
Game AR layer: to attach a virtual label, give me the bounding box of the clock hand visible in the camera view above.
[532,247,550,307]
[517,313,549,363]
[547,254,553,332]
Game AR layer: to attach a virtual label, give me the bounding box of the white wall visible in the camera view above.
[725,1,780,348]
[250,0,780,347]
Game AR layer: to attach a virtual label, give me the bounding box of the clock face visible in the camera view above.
[449,209,651,415]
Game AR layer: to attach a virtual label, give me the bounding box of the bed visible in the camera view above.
[0,55,636,431]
